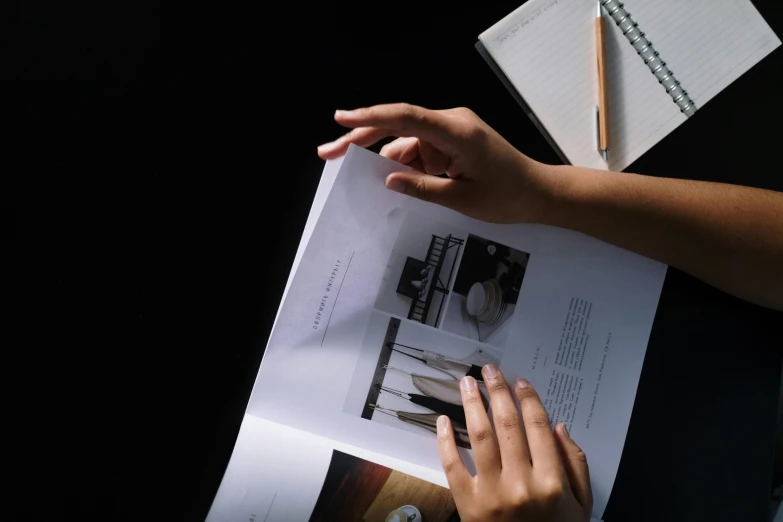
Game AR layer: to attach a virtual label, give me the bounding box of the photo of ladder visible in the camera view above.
[407,234,463,326]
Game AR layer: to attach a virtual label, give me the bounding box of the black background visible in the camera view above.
[12,0,783,520]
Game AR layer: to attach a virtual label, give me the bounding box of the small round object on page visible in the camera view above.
[386,505,422,522]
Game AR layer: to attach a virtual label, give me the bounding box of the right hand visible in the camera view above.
[317,103,564,224]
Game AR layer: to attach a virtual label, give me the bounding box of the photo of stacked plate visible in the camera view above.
[466,279,506,325]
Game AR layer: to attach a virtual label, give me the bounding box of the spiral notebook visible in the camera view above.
[477,0,780,171]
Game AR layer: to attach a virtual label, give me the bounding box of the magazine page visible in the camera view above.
[248,145,666,516]
[272,154,344,330]
[206,415,604,522]
[206,415,454,522]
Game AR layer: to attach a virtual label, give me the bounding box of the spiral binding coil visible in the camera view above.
[600,0,697,117]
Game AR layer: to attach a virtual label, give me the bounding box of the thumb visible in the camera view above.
[554,423,593,516]
[385,171,465,210]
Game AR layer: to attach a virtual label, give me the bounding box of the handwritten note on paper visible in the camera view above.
[495,0,559,47]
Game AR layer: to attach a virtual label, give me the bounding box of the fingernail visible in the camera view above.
[482,364,499,378]
[515,378,530,390]
[317,142,335,153]
[561,424,570,438]
[386,178,405,193]
[461,376,476,391]
[334,109,350,118]
[437,415,449,434]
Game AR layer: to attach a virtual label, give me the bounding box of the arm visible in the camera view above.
[318,104,783,311]
[548,167,783,311]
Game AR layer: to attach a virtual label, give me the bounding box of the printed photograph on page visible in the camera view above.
[342,311,502,449]
[309,450,457,522]
[373,211,531,349]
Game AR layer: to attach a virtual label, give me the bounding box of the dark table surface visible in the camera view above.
[14,0,782,520]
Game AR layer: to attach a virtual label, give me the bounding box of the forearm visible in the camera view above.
[543,165,783,311]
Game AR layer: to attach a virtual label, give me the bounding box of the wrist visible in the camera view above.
[535,163,612,230]
[533,163,581,227]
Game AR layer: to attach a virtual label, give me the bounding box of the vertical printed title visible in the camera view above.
[312,259,342,330]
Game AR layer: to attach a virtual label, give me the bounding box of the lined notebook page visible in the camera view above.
[479,0,780,171]
[624,0,780,107]
[480,0,685,171]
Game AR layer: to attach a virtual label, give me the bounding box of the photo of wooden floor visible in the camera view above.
[309,450,459,522]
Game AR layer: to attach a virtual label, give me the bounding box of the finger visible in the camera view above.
[482,365,531,471]
[317,127,390,160]
[417,139,451,175]
[436,415,472,496]
[380,137,420,164]
[461,376,501,478]
[407,157,426,174]
[384,171,470,210]
[334,104,461,155]
[514,379,562,475]
[380,138,426,173]
[554,423,593,516]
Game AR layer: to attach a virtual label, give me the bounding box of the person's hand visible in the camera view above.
[317,103,564,224]
[437,365,592,522]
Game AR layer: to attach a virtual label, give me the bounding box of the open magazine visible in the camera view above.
[206,145,667,521]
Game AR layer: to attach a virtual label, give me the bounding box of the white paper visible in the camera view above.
[272,155,344,332]
[205,416,334,522]
[244,145,667,517]
[622,0,781,107]
[205,415,451,521]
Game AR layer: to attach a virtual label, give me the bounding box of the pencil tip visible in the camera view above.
[603,149,609,161]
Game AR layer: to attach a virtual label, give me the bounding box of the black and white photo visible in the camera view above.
[440,234,530,348]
